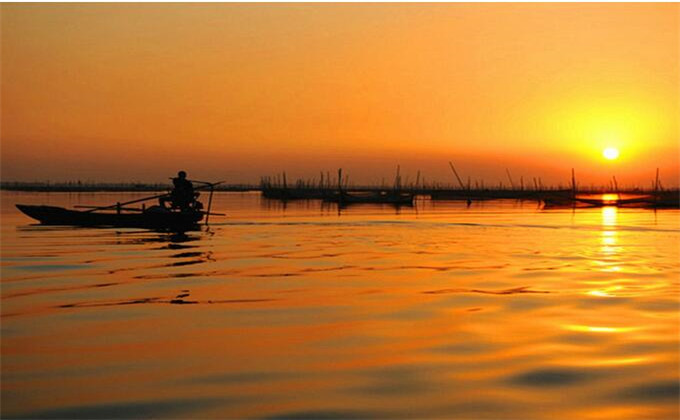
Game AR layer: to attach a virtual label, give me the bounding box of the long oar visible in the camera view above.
[84,191,172,213]
[84,181,225,213]
[75,205,144,212]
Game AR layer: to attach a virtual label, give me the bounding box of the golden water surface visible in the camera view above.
[1,192,679,419]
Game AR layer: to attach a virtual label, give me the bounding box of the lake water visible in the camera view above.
[1,191,679,419]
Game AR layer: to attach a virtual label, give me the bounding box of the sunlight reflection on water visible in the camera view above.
[1,192,679,419]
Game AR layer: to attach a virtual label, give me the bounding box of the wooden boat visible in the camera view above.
[431,189,573,201]
[15,179,226,230]
[324,191,414,206]
[574,196,648,207]
[261,187,330,200]
[16,204,204,230]
[543,192,680,209]
[645,191,680,208]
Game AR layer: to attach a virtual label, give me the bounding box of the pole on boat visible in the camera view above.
[655,168,660,192]
[612,176,618,193]
[394,165,401,191]
[506,169,515,190]
[448,162,466,190]
[205,184,215,226]
[337,168,343,206]
[654,168,660,205]
[571,168,577,199]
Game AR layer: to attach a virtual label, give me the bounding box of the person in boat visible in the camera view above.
[160,171,200,211]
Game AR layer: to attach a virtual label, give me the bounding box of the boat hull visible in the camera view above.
[262,188,330,200]
[16,205,203,230]
[324,191,414,206]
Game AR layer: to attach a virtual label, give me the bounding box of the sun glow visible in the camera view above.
[603,147,620,160]
[564,325,638,334]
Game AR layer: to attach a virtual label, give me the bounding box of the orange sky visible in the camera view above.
[1,3,678,186]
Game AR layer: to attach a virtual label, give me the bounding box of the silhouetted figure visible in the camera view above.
[160,171,198,211]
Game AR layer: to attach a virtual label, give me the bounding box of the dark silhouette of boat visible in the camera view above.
[324,191,414,206]
[648,191,680,208]
[430,189,573,201]
[15,177,225,230]
[261,187,330,200]
[542,192,680,209]
[16,205,204,230]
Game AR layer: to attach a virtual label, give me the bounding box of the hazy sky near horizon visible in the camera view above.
[1,3,678,186]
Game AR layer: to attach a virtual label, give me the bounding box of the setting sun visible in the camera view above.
[603,147,620,160]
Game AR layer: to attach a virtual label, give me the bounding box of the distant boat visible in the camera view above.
[430,189,573,201]
[261,187,330,200]
[324,190,414,206]
[650,191,680,208]
[571,196,648,207]
[542,192,680,209]
[16,204,204,230]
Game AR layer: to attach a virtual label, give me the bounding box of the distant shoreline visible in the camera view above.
[0,182,259,193]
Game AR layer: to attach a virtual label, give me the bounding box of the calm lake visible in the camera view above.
[1,191,679,419]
